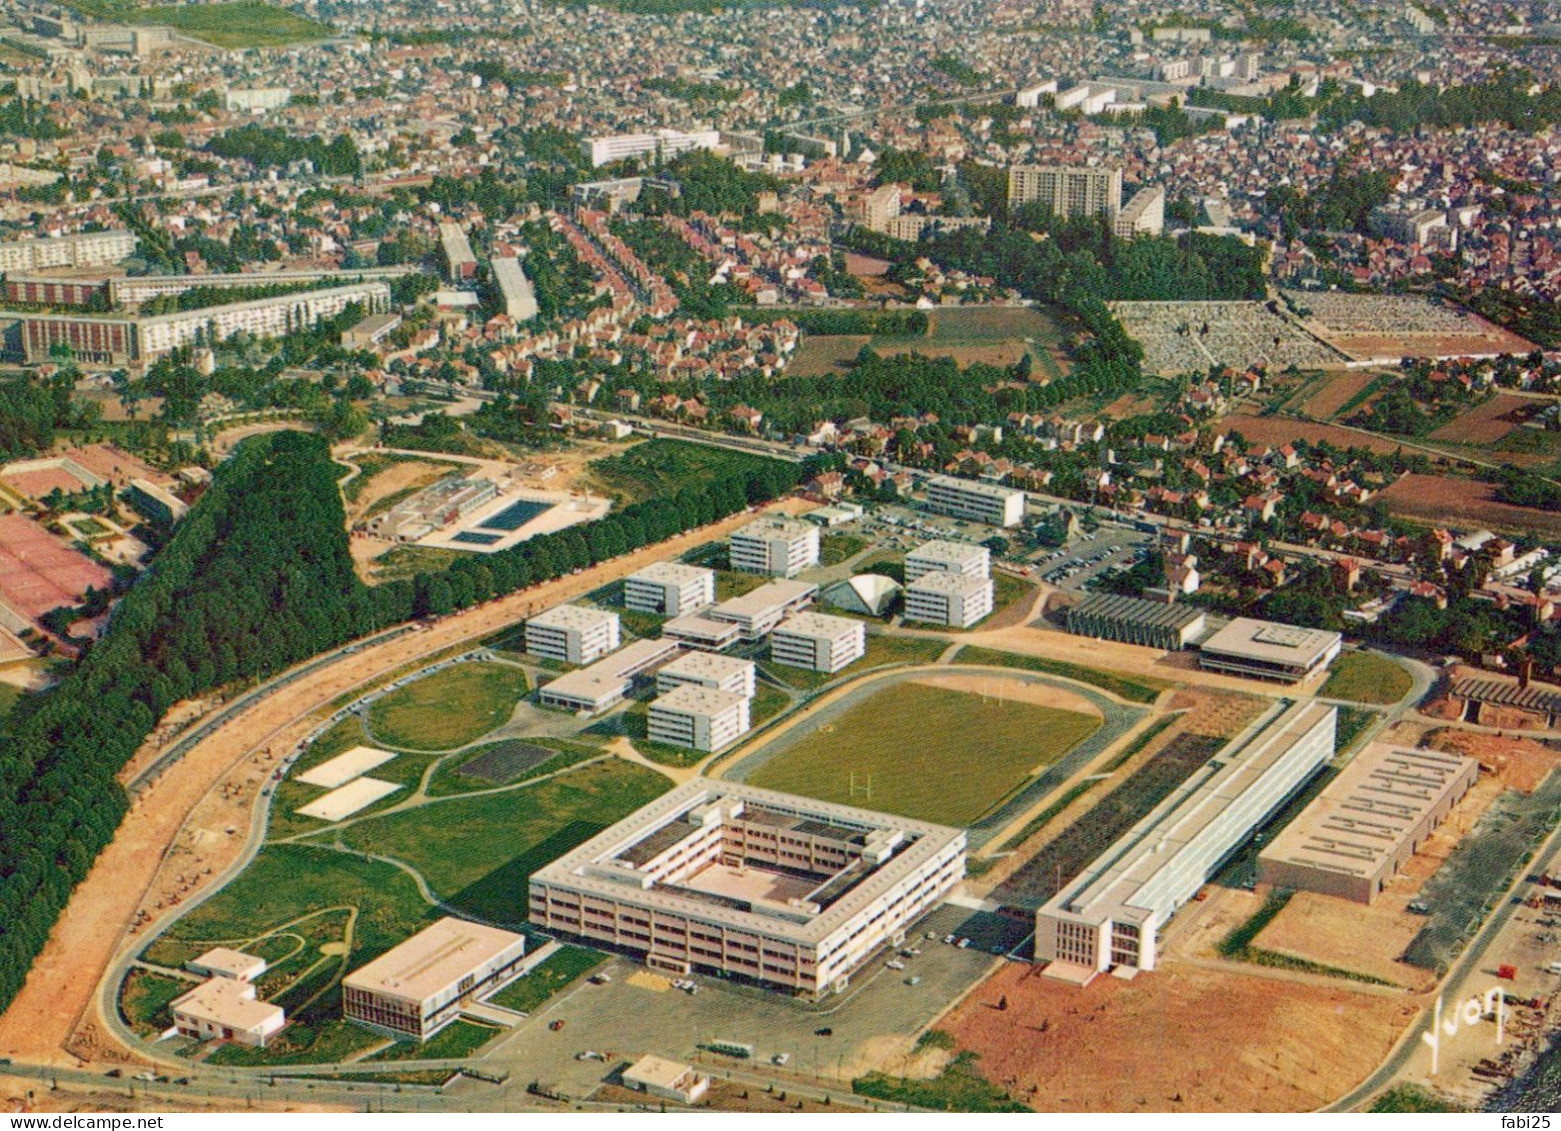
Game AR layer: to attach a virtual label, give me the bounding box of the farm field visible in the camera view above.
[1299,370,1383,419]
[1378,473,1561,540]
[787,334,870,377]
[743,680,1100,826]
[1426,393,1533,444]
[941,958,1417,1112]
[1320,651,1413,706]
[1221,413,1402,454]
[367,661,526,750]
[335,758,671,922]
[876,306,1069,379]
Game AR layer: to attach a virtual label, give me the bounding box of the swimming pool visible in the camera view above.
[479,499,552,532]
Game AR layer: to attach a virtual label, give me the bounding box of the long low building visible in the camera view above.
[1198,617,1342,683]
[529,781,966,996]
[16,281,392,366]
[1257,743,1477,904]
[924,475,1025,528]
[343,918,527,1041]
[538,637,683,714]
[1067,593,1207,651]
[1036,701,1337,979]
[170,978,285,1047]
[706,579,817,641]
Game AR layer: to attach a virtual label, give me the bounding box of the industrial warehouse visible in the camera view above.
[1257,743,1478,904]
[1035,701,1337,980]
[528,781,967,996]
[1066,593,1208,651]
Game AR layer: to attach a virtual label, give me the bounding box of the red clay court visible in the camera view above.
[0,514,113,621]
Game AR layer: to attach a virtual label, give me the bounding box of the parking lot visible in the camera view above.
[476,904,1012,1094]
[1031,525,1153,591]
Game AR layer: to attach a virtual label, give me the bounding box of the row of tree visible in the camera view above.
[0,431,802,1015]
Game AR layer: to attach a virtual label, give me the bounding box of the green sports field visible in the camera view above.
[744,682,1100,826]
[1319,650,1412,706]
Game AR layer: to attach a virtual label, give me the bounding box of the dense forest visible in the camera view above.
[0,375,89,460]
[0,431,800,1014]
[206,124,362,176]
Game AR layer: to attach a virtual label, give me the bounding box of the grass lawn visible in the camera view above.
[369,1019,500,1062]
[337,760,671,923]
[368,662,525,750]
[269,716,419,841]
[487,946,604,1014]
[745,683,1100,825]
[819,533,870,567]
[715,569,770,601]
[855,1052,1030,1113]
[425,740,599,798]
[209,1018,385,1068]
[762,634,946,691]
[750,682,791,725]
[1320,650,1412,705]
[119,970,192,1035]
[369,544,463,584]
[953,645,1167,704]
[1335,705,1377,755]
[588,439,788,504]
[1369,1085,1467,1113]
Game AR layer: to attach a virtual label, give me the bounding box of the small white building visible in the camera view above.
[187,947,268,983]
[171,978,285,1047]
[770,612,866,674]
[525,604,622,666]
[730,517,820,577]
[655,651,756,698]
[904,572,994,629]
[625,561,716,618]
[623,1055,710,1105]
[648,685,752,752]
[905,540,991,582]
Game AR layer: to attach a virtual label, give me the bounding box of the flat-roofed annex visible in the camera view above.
[531,780,965,945]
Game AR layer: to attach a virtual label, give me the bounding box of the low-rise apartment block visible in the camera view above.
[655,651,756,698]
[525,604,622,665]
[729,517,820,577]
[904,572,994,628]
[924,475,1026,528]
[770,612,866,673]
[625,561,716,618]
[905,540,990,582]
[647,684,752,752]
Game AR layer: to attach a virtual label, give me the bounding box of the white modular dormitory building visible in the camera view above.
[647,684,752,753]
[525,604,622,666]
[624,561,716,618]
[655,651,756,699]
[905,540,991,582]
[904,571,994,629]
[770,611,866,674]
[729,517,820,577]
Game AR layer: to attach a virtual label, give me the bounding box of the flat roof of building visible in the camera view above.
[171,977,282,1031]
[629,560,715,587]
[1071,592,1206,631]
[1258,743,1476,880]
[712,579,817,621]
[344,917,525,1005]
[773,610,862,640]
[928,474,1024,501]
[541,637,682,704]
[189,947,266,979]
[658,650,753,682]
[907,539,988,565]
[1200,617,1341,667]
[624,1054,700,1091]
[663,612,742,644]
[732,516,817,542]
[906,571,992,597]
[651,683,748,718]
[1047,701,1335,928]
[531,780,965,945]
[528,603,620,633]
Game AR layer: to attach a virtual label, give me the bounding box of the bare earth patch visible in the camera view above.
[942,960,1417,1112]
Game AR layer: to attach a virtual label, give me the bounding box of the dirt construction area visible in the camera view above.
[943,959,1417,1111]
[0,497,808,1069]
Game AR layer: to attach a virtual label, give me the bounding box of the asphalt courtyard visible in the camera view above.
[469,904,1005,1094]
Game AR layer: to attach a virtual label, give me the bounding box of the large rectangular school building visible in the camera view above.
[529,781,966,996]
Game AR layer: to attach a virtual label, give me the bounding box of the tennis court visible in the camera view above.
[479,498,553,532]
[296,777,401,822]
[297,745,397,789]
[0,514,114,620]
